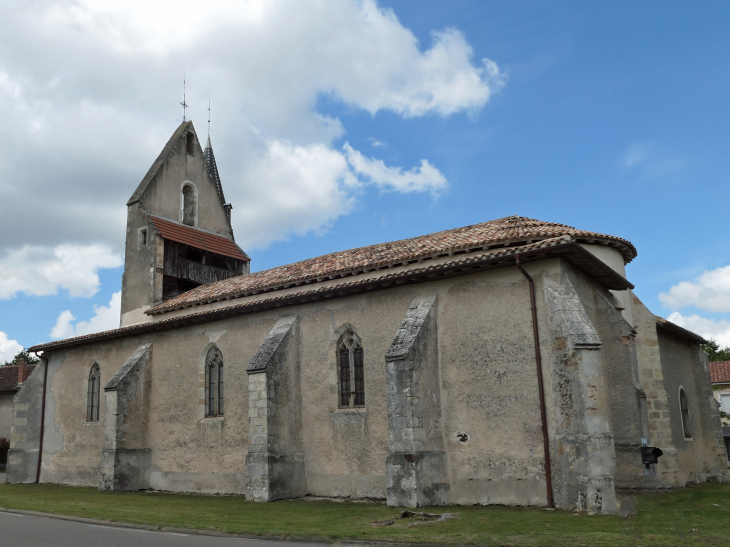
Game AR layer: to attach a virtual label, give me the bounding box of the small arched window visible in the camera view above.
[87,364,101,422]
[679,387,692,439]
[186,132,195,156]
[206,347,224,417]
[181,184,196,226]
[338,331,364,407]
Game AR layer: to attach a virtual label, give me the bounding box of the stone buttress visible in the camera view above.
[99,345,151,491]
[385,294,450,507]
[245,315,305,501]
[6,358,48,484]
[543,277,620,514]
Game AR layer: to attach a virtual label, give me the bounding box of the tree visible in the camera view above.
[2,349,40,367]
[702,339,730,362]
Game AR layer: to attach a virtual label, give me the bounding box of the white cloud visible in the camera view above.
[0,332,23,364]
[0,0,501,253]
[236,138,449,248]
[344,143,448,195]
[51,291,121,340]
[667,312,730,347]
[238,139,357,248]
[620,142,649,170]
[659,265,730,313]
[619,141,686,178]
[0,245,122,300]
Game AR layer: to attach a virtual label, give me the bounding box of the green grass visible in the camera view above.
[1,483,730,546]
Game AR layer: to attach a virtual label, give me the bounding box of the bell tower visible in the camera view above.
[120,122,250,327]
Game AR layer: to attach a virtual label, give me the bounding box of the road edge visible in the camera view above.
[0,506,445,547]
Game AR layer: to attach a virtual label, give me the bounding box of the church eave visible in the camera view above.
[28,238,632,353]
[655,316,707,344]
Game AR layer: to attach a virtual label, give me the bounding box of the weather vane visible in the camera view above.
[180,73,188,122]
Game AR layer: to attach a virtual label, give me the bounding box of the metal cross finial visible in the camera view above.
[208,99,211,138]
[180,73,188,122]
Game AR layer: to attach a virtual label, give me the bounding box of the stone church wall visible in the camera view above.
[438,265,553,506]
[297,289,409,498]
[656,328,727,485]
[17,253,726,510]
[33,261,566,502]
[632,296,728,487]
[120,204,157,324]
[142,317,261,494]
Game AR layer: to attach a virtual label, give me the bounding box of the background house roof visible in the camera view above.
[710,361,730,384]
[0,364,36,393]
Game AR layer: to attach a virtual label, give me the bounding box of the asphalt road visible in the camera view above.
[0,511,333,547]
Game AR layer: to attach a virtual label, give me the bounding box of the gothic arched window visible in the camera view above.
[337,331,364,407]
[186,132,195,156]
[206,347,224,417]
[679,387,692,439]
[181,183,196,226]
[87,364,101,422]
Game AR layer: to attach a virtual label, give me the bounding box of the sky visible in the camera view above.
[1,0,730,361]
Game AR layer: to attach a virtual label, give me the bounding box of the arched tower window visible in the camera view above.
[186,132,195,156]
[337,330,364,407]
[181,183,196,226]
[87,364,101,422]
[206,347,224,417]
[679,387,692,439]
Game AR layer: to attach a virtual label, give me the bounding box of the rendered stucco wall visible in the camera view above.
[656,328,728,485]
[0,392,14,441]
[437,264,555,507]
[33,256,726,511]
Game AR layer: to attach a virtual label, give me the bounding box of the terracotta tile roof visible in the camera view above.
[29,236,634,353]
[0,364,36,392]
[710,361,730,384]
[147,215,249,261]
[149,215,636,315]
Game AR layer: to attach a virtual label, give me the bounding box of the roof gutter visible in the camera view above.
[515,254,554,509]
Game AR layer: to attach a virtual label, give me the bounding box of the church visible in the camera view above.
[7,121,728,514]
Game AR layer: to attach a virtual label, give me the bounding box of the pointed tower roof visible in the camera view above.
[204,136,226,204]
[127,121,193,206]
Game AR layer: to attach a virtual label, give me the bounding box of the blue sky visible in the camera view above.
[1,0,730,357]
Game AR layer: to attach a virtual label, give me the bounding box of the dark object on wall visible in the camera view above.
[641,446,664,465]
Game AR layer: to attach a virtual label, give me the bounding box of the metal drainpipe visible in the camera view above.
[515,255,554,509]
[34,353,48,484]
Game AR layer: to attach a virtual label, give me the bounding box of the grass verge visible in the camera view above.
[1,482,730,546]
